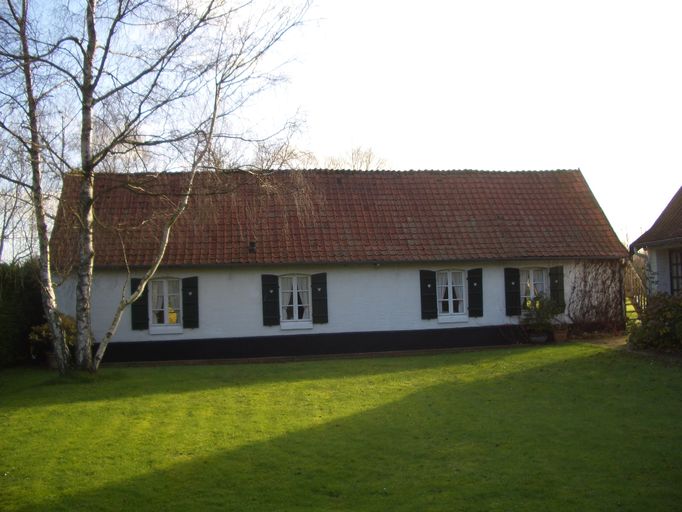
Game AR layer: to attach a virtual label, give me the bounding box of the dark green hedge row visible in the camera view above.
[628,294,682,351]
[0,260,44,367]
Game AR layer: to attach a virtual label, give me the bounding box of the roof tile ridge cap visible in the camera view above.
[288,168,583,174]
[487,169,580,174]
[295,168,409,175]
[397,169,581,174]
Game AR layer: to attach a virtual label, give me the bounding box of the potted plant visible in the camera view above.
[551,319,570,342]
[520,295,566,343]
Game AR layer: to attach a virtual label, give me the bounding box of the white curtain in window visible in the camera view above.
[452,272,463,312]
[297,276,310,320]
[533,270,545,297]
[151,281,163,324]
[280,276,293,320]
[437,271,448,313]
[520,269,531,308]
[152,282,164,309]
[520,270,530,297]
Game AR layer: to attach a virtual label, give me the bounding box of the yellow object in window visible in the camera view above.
[168,308,177,324]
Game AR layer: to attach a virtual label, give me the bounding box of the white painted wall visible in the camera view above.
[648,247,670,294]
[55,260,579,343]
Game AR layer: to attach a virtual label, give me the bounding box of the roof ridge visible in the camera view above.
[83,168,583,177]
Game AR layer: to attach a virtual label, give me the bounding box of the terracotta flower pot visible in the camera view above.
[552,326,569,342]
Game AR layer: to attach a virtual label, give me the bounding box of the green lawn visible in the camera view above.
[1,342,681,511]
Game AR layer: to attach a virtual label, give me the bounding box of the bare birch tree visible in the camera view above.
[0,0,308,372]
[325,146,387,171]
[0,139,37,262]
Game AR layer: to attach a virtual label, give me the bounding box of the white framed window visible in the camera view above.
[280,274,312,329]
[520,268,547,309]
[436,270,467,322]
[149,278,183,334]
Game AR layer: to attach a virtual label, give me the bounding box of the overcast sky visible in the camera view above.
[257,0,682,245]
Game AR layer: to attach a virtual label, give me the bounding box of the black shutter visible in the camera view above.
[467,268,483,317]
[262,274,280,326]
[311,273,328,324]
[504,268,521,316]
[420,270,437,319]
[182,276,199,328]
[549,266,566,312]
[130,278,149,330]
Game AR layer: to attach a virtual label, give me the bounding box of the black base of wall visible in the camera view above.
[97,325,526,363]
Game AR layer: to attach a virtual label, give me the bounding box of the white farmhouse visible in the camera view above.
[52,169,627,362]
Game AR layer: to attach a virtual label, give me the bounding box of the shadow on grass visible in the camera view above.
[0,344,546,408]
[13,348,682,512]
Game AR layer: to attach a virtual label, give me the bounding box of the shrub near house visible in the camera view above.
[629,294,682,351]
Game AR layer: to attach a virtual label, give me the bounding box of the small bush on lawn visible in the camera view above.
[628,293,682,351]
[28,313,77,363]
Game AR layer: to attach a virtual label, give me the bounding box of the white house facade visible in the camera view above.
[56,260,577,340]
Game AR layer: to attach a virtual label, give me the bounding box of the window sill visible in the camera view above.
[149,325,184,335]
[280,321,313,330]
[437,315,468,324]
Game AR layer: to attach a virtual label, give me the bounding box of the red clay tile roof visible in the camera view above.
[631,186,682,250]
[51,169,626,269]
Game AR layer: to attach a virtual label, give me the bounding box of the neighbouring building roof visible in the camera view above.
[631,186,682,251]
[51,169,626,269]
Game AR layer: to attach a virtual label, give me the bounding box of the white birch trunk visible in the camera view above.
[18,0,69,373]
[74,0,99,371]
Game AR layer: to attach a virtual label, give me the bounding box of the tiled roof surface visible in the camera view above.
[51,169,626,269]
[631,186,682,250]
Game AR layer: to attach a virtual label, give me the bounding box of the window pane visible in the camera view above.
[167,308,179,324]
[280,276,294,320]
[452,272,463,287]
[282,290,294,320]
[520,270,531,308]
[168,293,180,308]
[453,283,464,313]
[167,290,180,324]
[151,282,164,309]
[296,276,309,292]
[436,272,448,313]
[167,280,180,295]
[297,277,310,320]
[533,270,545,297]
[298,291,309,319]
[151,280,164,324]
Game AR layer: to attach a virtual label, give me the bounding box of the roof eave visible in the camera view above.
[630,236,682,253]
[91,253,627,271]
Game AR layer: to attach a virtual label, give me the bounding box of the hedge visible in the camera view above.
[0,260,44,366]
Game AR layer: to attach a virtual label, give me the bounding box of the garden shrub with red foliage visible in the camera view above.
[628,294,682,351]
